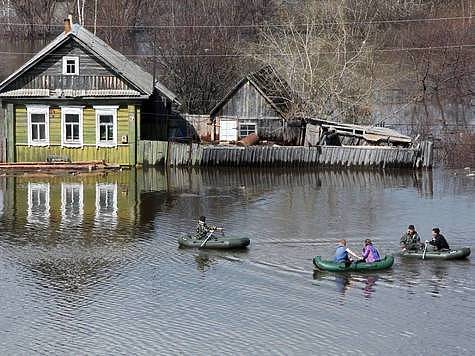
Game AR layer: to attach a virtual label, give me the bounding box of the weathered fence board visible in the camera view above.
[137,140,433,169]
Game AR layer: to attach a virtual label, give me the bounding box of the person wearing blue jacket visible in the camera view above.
[335,239,361,263]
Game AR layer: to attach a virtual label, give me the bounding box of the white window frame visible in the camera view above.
[60,106,84,147]
[26,105,50,146]
[27,182,50,224]
[62,56,79,75]
[239,122,257,138]
[94,105,119,147]
[61,183,84,224]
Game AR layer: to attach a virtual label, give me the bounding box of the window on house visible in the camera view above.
[99,115,114,141]
[94,106,118,147]
[61,183,84,224]
[62,56,79,75]
[239,123,257,138]
[61,107,83,146]
[27,105,49,146]
[27,182,50,224]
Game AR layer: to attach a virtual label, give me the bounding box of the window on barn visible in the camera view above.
[61,107,83,146]
[239,123,257,138]
[26,105,49,146]
[94,106,118,147]
[62,56,79,75]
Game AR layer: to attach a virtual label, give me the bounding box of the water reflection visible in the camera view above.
[314,272,380,299]
[1,167,474,354]
[27,182,51,225]
[61,183,84,226]
[194,253,218,272]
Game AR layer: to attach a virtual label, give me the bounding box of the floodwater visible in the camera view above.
[0,167,473,355]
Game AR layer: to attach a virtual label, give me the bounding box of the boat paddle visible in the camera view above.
[422,241,428,260]
[200,230,215,249]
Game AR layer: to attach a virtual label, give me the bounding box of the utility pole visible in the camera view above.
[94,0,98,34]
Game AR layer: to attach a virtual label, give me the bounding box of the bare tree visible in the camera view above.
[143,0,276,114]
[250,0,378,124]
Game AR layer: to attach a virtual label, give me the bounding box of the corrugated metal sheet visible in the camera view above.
[0,24,179,104]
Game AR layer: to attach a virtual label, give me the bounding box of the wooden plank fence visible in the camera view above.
[137,140,433,169]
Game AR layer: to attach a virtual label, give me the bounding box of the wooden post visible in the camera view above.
[128,105,136,166]
[6,103,14,163]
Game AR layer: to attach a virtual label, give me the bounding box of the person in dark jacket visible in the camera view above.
[426,227,450,251]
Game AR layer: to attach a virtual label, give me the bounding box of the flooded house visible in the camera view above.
[0,17,179,166]
[210,66,303,145]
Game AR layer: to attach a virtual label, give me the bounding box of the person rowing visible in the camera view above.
[400,224,422,251]
[335,239,361,264]
[194,216,222,240]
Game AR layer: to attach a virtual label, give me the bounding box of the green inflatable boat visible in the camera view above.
[313,255,394,272]
[178,234,250,249]
[400,247,471,260]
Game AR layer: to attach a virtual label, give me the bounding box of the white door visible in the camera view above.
[220,120,238,142]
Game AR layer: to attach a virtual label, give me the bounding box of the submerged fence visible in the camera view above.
[137,140,433,169]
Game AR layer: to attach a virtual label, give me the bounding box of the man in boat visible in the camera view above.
[400,225,422,251]
[361,239,381,263]
[335,239,361,264]
[426,227,450,251]
[194,216,218,240]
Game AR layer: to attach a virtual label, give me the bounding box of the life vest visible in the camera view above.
[335,245,348,263]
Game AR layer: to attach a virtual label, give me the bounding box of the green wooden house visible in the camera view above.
[0,20,179,165]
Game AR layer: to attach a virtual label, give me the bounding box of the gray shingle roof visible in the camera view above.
[0,24,179,104]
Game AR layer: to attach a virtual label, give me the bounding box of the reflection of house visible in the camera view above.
[0,18,179,165]
[95,183,118,225]
[210,66,302,144]
[11,176,126,229]
[61,183,84,224]
[27,182,50,224]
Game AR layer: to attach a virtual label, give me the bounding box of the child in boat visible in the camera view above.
[426,227,450,251]
[400,225,422,251]
[362,239,381,263]
[335,239,360,263]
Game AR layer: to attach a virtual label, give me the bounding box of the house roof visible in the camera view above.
[0,24,179,104]
[210,66,293,118]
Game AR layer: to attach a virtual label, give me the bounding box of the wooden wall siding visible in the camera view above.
[15,145,130,164]
[218,81,281,120]
[138,141,433,169]
[5,40,135,92]
[15,104,130,146]
[14,104,132,164]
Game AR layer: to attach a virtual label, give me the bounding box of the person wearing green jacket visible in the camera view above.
[400,224,422,251]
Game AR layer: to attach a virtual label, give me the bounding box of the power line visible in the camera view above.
[0,16,472,29]
[0,44,473,57]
